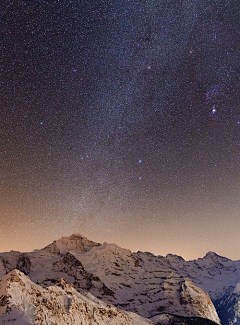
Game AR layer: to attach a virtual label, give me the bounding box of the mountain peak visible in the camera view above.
[202,251,231,262]
[43,233,100,254]
[205,251,218,258]
[68,233,88,240]
[166,253,185,262]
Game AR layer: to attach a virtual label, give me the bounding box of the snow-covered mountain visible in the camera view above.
[135,250,240,324]
[142,251,240,302]
[1,234,236,324]
[0,269,154,325]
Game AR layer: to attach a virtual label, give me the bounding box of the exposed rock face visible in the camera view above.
[178,278,219,322]
[51,251,115,297]
[142,250,240,302]
[136,249,240,324]
[215,283,240,325]
[16,253,31,275]
[0,269,153,325]
[0,234,224,324]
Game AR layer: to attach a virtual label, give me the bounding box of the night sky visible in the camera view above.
[1,0,240,260]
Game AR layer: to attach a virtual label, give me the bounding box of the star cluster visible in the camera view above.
[0,0,239,259]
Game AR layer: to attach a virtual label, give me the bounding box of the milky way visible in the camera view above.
[1,0,239,259]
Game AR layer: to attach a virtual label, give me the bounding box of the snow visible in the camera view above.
[150,314,174,325]
[1,234,236,324]
[0,269,154,325]
[233,283,240,294]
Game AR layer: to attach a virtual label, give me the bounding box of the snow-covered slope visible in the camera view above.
[138,251,240,302]
[0,269,154,325]
[134,250,240,325]
[0,234,229,324]
[70,241,220,322]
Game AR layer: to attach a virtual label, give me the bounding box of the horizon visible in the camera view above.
[0,232,238,262]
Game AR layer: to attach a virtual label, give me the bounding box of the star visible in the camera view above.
[1,0,239,262]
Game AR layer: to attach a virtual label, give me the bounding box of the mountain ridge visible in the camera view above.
[0,269,154,325]
[1,233,239,324]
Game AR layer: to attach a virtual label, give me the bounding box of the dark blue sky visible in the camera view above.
[1,0,240,259]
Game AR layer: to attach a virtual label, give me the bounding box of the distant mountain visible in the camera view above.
[1,233,239,324]
[137,249,240,324]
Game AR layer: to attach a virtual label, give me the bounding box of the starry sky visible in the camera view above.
[1,0,240,260]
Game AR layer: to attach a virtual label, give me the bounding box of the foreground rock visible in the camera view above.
[0,269,154,325]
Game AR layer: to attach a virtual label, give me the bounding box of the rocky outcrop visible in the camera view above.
[16,253,31,275]
[0,269,154,325]
[51,252,115,298]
